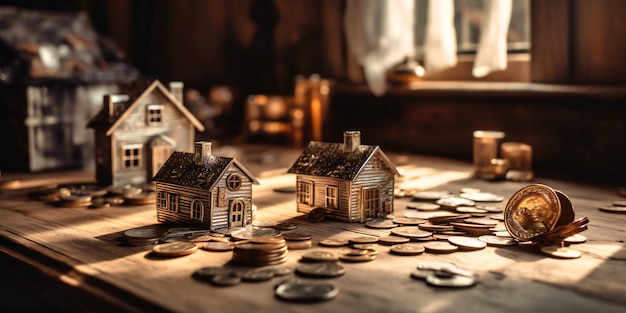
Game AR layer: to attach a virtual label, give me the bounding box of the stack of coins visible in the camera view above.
[231,237,288,266]
[283,231,313,250]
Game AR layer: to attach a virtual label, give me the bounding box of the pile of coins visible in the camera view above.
[30,183,156,208]
[231,237,288,266]
[283,231,313,250]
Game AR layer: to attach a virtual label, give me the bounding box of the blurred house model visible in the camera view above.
[88,80,204,186]
[288,131,399,222]
[0,7,140,171]
[153,141,258,229]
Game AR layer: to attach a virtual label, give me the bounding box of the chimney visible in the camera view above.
[343,130,361,153]
[194,141,212,165]
[169,81,184,103]
[103,94,114,118]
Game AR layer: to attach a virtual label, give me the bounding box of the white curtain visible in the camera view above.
[344,0,513,95]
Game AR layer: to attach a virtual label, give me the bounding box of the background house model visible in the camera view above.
[287,131,399,223]
[152,141,258,229]
[88,80,204,186]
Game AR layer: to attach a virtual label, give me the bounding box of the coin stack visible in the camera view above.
[231,237,288,266]
[504,184,589,245]
[283,231,313,250]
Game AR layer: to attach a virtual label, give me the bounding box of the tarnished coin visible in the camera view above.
[296,262,345,277]
[436,197,476,210]
[377,235,410,245]
[340,253,376,262]
[301,250,339,262]
[389,243,425,256]
[349,235,379,244]
[152,242,198,257]
[598,206,626,213]
[391,226,433,238]
[412,191,454,202]
[425,272,476,288]
[460,192,504,202]
[392,217,426,225]
[68,184,108,197]
[447,236,487,250]
[478,235,517,246]
[406,202,441,211]
[540,245,582,259]
[365,218,397,229]
[241,269,275,282]
[211,272,242,287]
[283,231,312,241]
[124,225,167,244]
[192,266,233,282]
[564,234,587,244]
[319,238,349,247]
[307,208,326,223]
[203,241,235,252]
[161,231,212,243]
[287,240,312,250]
[504,184,562,241]
[424,241,459,253]
[231,227,282,240]
[276,282,338,302]
[275,222,298,230]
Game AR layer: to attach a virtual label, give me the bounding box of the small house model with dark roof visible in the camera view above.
[88,79,204,186]
[152,141,259,229]
[287,131,399,222]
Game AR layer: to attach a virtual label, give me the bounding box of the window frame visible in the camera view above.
[226,174,242,191]
[146,104,164,126]
[191,199,204,221]
[325,185,338,209]
[297,181,313,205]
[121,144,142,169]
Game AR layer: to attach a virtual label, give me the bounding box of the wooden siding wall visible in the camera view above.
[155,182,211,227]
[350,155,395,222]
[209,164,254,230]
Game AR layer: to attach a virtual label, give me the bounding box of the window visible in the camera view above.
[168,193,179,212]
[226,174,242,190]
[122,145,142,169]
[191,200,203,221]
[157,191,167,209]
[325,186,338,209]
[146,105,164,125]
[363,188,379,212]
[297,181,313,205]
[157,191,179,212]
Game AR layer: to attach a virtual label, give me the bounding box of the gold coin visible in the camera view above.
[283,231,312,241]
[447,236,487,250]
[464,217,499,226]
[504,184,561,241]
[287,240,312,250]
[389,243,425,256]
[539,245,582,259]
[153,242,198,256]
[418,223,454,232]
[319,238,349,247]
[203,241,235,252]
[428,214,472,224]
[351,243,376,250]
[391,226,432,238]
[345,248,377,256]
[424,241,458,253]
[250,236,286,245]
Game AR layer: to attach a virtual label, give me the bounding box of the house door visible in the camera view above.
[149,136,173,179]
[362,188,380,219]
[229,199,245,227]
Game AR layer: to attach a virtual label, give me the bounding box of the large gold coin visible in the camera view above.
[504,184,561,241]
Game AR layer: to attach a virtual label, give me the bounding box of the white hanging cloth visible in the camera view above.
[344,0,415,96]
[473,0,513,77]
[423,0,457,75]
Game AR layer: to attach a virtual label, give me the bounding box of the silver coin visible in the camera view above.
[460,192,504,202]
[275,282,338,302]
[241,269,275,282]
[425,272,476,287]
[269,266,293,276]
[275,222,298,230]
[301,250,339,262]
[478,235,517,246]
[436,197,476,209]
[296,262,345,277]
[477,205,504,213]
[564,234,587,244]
[192,266,233,282]
[456,206,488,214]
[389,243,425,256]
[230,227,282,240]
[406,202,441,211]
[211,272,242,286]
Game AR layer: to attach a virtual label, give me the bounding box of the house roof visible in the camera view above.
[152,151,259,190]
[87,79,205,135]
[287,141,399,180]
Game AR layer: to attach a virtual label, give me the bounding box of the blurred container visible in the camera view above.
[501,142,534,181]
[473,130,505,179]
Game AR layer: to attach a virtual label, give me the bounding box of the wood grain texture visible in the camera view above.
[1,145,625,312]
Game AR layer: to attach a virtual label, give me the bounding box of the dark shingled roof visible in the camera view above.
[153,151,257,190]
[287,141,397,180]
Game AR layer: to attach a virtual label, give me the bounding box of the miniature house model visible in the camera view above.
[288,131,399,222]
[88,80,204,186]
[152,142,258,229]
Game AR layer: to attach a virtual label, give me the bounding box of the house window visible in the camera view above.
[146,105,164,125]
[363,188,379,212]
[226,174,242,190]
[191,200,203,221]
[168,193,179,212]
[325,186,338,209]
[157,191,167,209]
[297,181,313,205]
[122,145,142,169]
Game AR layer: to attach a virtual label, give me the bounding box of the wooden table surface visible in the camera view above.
[1,145,625,313]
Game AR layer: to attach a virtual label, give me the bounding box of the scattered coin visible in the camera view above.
[250,237,286,245]
[410,268,433,280]
[456,206,488,214]
[447,236,487,250]
[352,243,376,250]
[489,213,505,221]
[192,266,233,282]
[425,272,476,288]
[241,269,275,282]
[231,227,282,240]
[392,217,426,225]
[88,199,110,209]
[307,208,326,223]
[203,241,235,252]
[275,282,338,302]
[340,253,376,262]
[478,235,517,246]
[412,191,454,202]
[252,220,277,227]
[460,187,481,194]
[124,225,168,246]
[613,201,626,207]
[436,197,476,210]
[365,218,397,229]
[539,245,582,259]
[161,230,212,243]
[296,262,345,277]
[269,266,293,277]
[211,272,242,287]
[406,202,441,211]
[390,243,425,256]
[275,222,298,230]
[504,184,561,241]
[477,205,503,213]
[287,240,312,250]
[428,213,471,224]
[319,238,349,247]
[283,231,312,241]
[564,234,587,244]
[106,196,125,205]
[377,235,411,245]
[301,250,339,262]
[598,206,626,213]
[349,235,379,244]
[345,248,378,256]
[404,211,451,219]
[391,226,433,239]
[460,192,504,202]
[418,223,454,232]
[152,242,198,257]
[424,241,459,253]
[464,217,499,226]
[107,185,142,197]
[68,184,108,197]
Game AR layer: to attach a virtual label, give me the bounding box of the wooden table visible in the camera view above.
[1,145,625,313]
